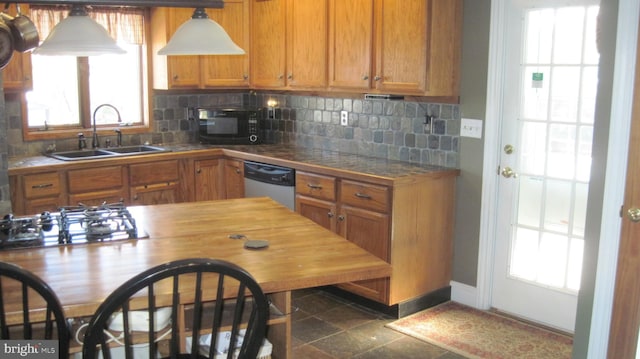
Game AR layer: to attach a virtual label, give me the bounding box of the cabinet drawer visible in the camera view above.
[339,180,389,213]
[23,172,61,199]
[68,166,125,193]
[130,160,179,186]
[296,172,336,201]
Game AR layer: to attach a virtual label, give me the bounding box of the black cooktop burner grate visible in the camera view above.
[0,202,146,250]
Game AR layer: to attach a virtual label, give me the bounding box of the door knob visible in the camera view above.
[628,208,640,222]
[501,167,518,178]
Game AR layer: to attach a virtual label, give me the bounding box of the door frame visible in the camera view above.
[477,0,639,357]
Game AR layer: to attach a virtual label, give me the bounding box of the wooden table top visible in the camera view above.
[0,198,392,318]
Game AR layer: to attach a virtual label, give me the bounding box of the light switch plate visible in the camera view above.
[461,118,483,139]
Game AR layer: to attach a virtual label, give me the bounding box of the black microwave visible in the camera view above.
[192,107,262,145]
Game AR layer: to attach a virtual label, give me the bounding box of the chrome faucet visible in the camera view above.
[92,104,122,148]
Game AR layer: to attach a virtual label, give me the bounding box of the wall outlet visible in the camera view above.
[340,111,348,126]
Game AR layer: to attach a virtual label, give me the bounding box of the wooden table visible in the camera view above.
[0,198,392,358]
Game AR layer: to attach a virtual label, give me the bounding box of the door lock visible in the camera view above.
[504,144,514,154]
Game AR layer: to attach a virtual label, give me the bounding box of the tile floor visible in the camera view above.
[289,288,468,359]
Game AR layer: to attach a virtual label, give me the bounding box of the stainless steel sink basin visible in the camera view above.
[47,145,170,161]
[103,145,170,154]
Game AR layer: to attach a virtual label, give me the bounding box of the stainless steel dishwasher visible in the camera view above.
[244,161,295,210]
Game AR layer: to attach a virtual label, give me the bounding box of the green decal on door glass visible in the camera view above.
[532,72,543,88]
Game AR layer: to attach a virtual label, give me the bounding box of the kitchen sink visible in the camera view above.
[47,145,170,161]
[102,145,169,154]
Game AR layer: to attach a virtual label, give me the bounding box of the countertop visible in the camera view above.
[9,144,460,183]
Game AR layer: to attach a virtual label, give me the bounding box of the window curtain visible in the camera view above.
[29,5,145,45]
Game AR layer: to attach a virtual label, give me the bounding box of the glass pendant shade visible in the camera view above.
[33,6,125,56]
[158,8,245,55]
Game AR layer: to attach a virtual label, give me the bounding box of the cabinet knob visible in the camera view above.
[236,168,241,174]
[133,195,138,200]
[243,74,249,80]
[328,212,334,218]
[362,75,369,80]
[338,215,345,221]
[173,75,179,80]
[278,74,284,79]
[287,74,293,80]
[374,76,381,81]
[196,169,201,174]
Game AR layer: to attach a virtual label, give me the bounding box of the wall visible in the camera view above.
[6,92,460,168]
[454,0,490,287]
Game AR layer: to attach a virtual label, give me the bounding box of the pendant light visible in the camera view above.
[157,7,244,56]
[33,5,125,56]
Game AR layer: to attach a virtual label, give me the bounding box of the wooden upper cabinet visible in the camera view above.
[328,0,461,98]
[374,0,427,94]
[151,2,249,90]
[201,0,250,88]
[2,4,33,92]
[328,0,374,91]
[285,0,328,89]
[250,0,286,88]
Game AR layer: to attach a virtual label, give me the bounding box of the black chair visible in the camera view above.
[82,258,269,359]
[0,261,70,358]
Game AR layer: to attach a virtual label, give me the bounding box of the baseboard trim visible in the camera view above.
[320,286,450,319]
[450,280,479,308]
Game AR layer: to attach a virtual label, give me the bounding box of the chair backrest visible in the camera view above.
[82,258,269,359]
[0,261,70,357]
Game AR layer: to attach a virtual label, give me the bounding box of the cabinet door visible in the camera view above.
[337,205,390,303]
[67,166,127,206]
[224,159,244,199]
[423,0,462,97]
[2,4,33,91]
[328,0,374,90]
[130,160,181,205]
[286,0,328,89]
[201,0,250,88]
[295,195,337,232]
[195,159,224,201]
[250,0,286,88]
[373,0,427,93]
[165,8,202,88]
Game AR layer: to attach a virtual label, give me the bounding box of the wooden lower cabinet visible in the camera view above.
[295,169,455,306]
[130,160,181,206]
[67,165,128,206]
[194,158,224,201]
[10,172,65,214]
[224,159,245,199]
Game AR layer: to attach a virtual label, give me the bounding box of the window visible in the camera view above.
[24,6,149,138]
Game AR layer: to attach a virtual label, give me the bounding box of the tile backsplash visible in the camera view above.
[6,91,460,168]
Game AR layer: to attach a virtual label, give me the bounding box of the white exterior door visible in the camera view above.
[491,0,600,333]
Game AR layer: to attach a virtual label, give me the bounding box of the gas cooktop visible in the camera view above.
[0,202,148,250]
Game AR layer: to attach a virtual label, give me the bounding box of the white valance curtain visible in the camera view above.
[29,5,145,45]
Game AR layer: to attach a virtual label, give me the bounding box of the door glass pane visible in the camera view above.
[520,121,546,175]
[547,124,576,179]
[544,179,571,233]
[550,67,581,123]
[538,232,569,287]
[518,175,543,227]
[553,7,586,64]
[511,227,539,281]
[573,183,588,237]
[522,66,550,120]
[524,9,553,64]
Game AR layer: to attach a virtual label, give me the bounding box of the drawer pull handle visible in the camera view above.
[32,183,53,189]
[307,184,323,190]
[355,192,371,199]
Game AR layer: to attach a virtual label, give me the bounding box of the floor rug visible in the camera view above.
[386,301,573,359]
